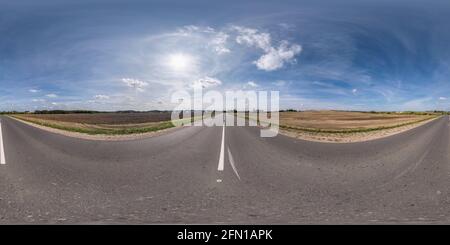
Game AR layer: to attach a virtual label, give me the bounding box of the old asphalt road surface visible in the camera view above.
[1,115,450,224]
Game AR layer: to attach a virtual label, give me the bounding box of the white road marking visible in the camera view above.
[227,147,241,181]
[0,121,5,164]
[217,124,225,171]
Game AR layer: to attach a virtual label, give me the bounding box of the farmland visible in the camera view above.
[243,110,440,142]
[10,110,441,142]
[18,112,173,124]
[276,111,440,142]
[279,111,437,131]
[11,112,186,136]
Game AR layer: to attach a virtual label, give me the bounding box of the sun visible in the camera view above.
[167,53,193,71]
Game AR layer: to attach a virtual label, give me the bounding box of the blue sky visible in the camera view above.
[1,0,450,111]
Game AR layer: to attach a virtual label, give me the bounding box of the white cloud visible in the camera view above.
[121,78,149,91]
[177,25,229,55]
[181,25,201,33]
[29,89,40,93]
[233,26,302,71]
[439,97,447,100]
[209,32,230,54]
[191,76,222,89]
[175,25,301,70]
[279,23,294,30]
[93,94,110,100]
[352,88,358,95]
[273,80,287,87]
[234,26,272,52]
[247,81,258,87]
[178,25,215,35]
[46,93,58,98]
[32,99,45,102]
[254,41,302,71]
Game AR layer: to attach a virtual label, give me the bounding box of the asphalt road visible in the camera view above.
[1,114,450,224]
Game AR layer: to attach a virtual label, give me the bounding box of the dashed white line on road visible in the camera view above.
[0,121,6,164]
[227,147,240,181]
[217,124,225,171]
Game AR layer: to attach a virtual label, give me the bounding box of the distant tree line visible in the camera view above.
[1,109,450,115]
[0,111,27,115]
[33,110,99,114]
[30,110,172,114]
[279,109,298,112]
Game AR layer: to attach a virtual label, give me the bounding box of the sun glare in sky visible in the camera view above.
[167,53,194,72]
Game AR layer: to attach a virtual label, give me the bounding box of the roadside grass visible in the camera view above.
[10,114,199,135]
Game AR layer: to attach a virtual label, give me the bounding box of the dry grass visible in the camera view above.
[245,110,440,142]
[11,113,186,135]
[279,111,436,131]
